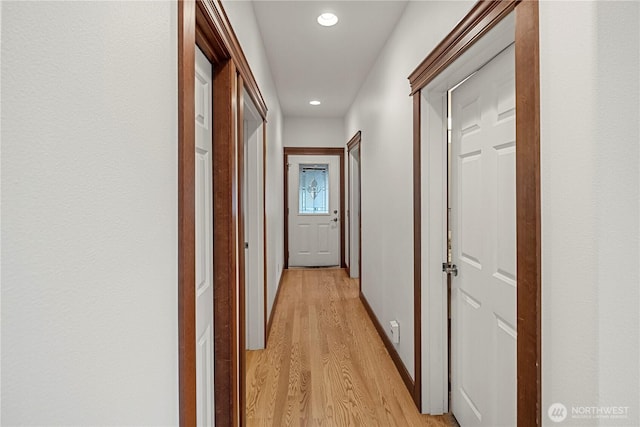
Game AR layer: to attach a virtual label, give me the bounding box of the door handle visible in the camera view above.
[442,262,458,277]
[331,218,338,222]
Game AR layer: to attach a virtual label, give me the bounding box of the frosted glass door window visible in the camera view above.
[299,164,329,214]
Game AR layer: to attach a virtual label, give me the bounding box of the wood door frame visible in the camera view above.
[178,1,267,426]
[346,132,362,287]
[409,0,541,424]
[262,123,268,346]
[283,147,346,269]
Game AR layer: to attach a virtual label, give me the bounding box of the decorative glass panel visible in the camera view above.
[299,164,329,214]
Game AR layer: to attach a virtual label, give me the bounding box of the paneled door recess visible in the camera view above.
[194,47,215,427]
[288,155,340,267]
[450,44,516,427]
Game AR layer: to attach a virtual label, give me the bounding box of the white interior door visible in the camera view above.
[450,44,516,427]
[288,155,340,267]
[349,148,360,278]
[195,47,215,427]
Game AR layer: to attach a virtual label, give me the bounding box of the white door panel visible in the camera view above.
[288,155,340,267]
[451,44,516,427]
[195,47,214,427]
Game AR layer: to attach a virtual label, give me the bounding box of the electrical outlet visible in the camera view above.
[390,320,400,344]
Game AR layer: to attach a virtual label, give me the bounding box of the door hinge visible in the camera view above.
[442,262,458,277]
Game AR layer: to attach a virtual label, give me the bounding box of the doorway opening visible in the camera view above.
[242,90,266,352]
[283,147,346,269]
[418,12,516,420]
[347,131,362,286]
[410,1,541,425]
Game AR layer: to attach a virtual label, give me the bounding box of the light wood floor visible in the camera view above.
[245,268,457,427]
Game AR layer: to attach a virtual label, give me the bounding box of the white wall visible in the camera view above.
[284,117,345,148]
[1,1,178,425]
[222,0,285,346]
[540,2,640,425]
[345,0,474,379]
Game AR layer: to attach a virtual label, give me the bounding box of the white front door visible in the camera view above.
[195,47,214,427]
[288,155,340,267]
[450,44,516,427]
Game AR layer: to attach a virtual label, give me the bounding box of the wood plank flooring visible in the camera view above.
[245,268,457,427]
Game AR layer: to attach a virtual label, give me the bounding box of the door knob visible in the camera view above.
[331,218,338,222]
[442,262,458,277]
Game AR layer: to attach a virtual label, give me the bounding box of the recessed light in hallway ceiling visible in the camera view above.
[309,100,321,106]
[317,12,338,27]
[252,1,407,117]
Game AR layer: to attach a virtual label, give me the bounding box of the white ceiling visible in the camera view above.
[252,1,408,118]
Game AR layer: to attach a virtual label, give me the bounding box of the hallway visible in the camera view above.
[2,1,640,425]
[245,269,456,426]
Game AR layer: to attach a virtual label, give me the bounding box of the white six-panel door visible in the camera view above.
[288,155,340,267]
[195,47,215,427]
[450,44,516,427]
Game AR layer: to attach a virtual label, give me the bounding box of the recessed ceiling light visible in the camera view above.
[309,100,321,106]
[317,12,338,27]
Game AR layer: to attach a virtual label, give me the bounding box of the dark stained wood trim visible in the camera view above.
[408,0,519,94]
[177,1,197,425]
[282,151,288,269]
[409,0,541,423]
[236,74,246,427]
[197,0,267,119]
[346,131,362,293]
[212,59,239,427]
[412,93,422,410]
[266,270,286,342]
[360,292,414,394]
[358,147,362,289]
[263,123,268,344]
[283,147,346,269]
[358,158,361,287]
[283,147,346,156]
[515,2,541,425]
[346,130,361,152]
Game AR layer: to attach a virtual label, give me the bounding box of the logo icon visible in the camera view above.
[548,403,568,423]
